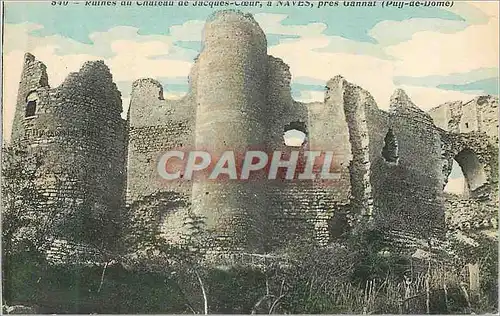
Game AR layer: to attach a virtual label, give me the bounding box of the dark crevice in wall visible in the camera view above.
[382,129,398,163]
[25,91,39,118]
[25,101,37,117]
[284,121,307,135]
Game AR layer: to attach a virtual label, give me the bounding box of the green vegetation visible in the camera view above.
[2,226,497,314]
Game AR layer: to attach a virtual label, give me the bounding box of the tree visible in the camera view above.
[2,145,57,253]
[1,145,60,303]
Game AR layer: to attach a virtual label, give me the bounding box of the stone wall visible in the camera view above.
[10,54,127,245]
[10,10,497,262]
[125,11,357,253]
[190,10,271,253]
[126,79,195,202]
[124,10,496,255]
[429,96,498,240]
[319,79,448,240]
[367,90,446,238]
[330,76,375,218]
[428,96,499,144]
[126,78,195,243]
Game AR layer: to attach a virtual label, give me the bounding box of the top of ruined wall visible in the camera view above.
[13,53,124,128]
[12,53,127,163]
[390,89,435,125]
[23,53,50,87]
[11,54,128,191]
[58,60,123,117]
[203,9,266,48]
[428,95,499,143]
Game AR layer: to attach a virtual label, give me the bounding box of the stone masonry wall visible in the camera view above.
[10,10,497,261]
[428,96,498,238]
[428,96,499,144]
[11,53,127,245]
[125,10,496,255]
[368,90,445,239]
[264,59,353,249]
[126,78,195,242]
[190,11,271,253]
[332,76,376,218]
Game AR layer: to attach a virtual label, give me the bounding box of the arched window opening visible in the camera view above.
[382,129,398,163]
[444,160,467,196]
[25,91,38,118]
[283,121,307,147]
[455,148,487,192]
[283,129,306,147]
[444,148,487,197]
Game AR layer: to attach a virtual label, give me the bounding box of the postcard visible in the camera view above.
[1,1,498,314]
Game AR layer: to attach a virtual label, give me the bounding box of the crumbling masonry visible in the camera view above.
[9,10,498,260]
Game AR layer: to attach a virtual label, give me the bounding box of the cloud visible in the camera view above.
[290,78,484,110]
[107,46,192,82]
[269,37,397,107]
[265,6,498,108]
[369,18,468,46]
[121,97,131,118]
[437,78,498,96]
[3,22,198,84]
[291,82,325,93]
[394,68,499,95]
[169,20,205,41]
[4,1,466,44]
[394,68,498,86]
[3,50,25,143]
[368,2,494,47]
[449,160,465,179]
[293,91,325,104]
[283,129,306,147]
[386,16,499,77]
[314,34,395,60]
[254,13,325,47]
[447,1,498,22]
[266,34,300,46]
[444,160,466,195]
[254,13,326,37]
[164,91,187,100]
[293,76,327,85]
[3,22,44,52]
[255,13,393,59]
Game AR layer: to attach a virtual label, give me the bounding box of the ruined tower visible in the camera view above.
[10,53,128,246]
[126,11,356,255]
[190,11,271,253]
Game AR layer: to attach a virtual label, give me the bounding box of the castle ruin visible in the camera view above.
[9,10,498,261]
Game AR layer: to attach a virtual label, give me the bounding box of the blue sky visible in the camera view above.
[4,2,470,43]
[3,1,499,143]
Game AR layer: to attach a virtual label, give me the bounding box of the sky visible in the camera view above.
[2,1,499,193]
